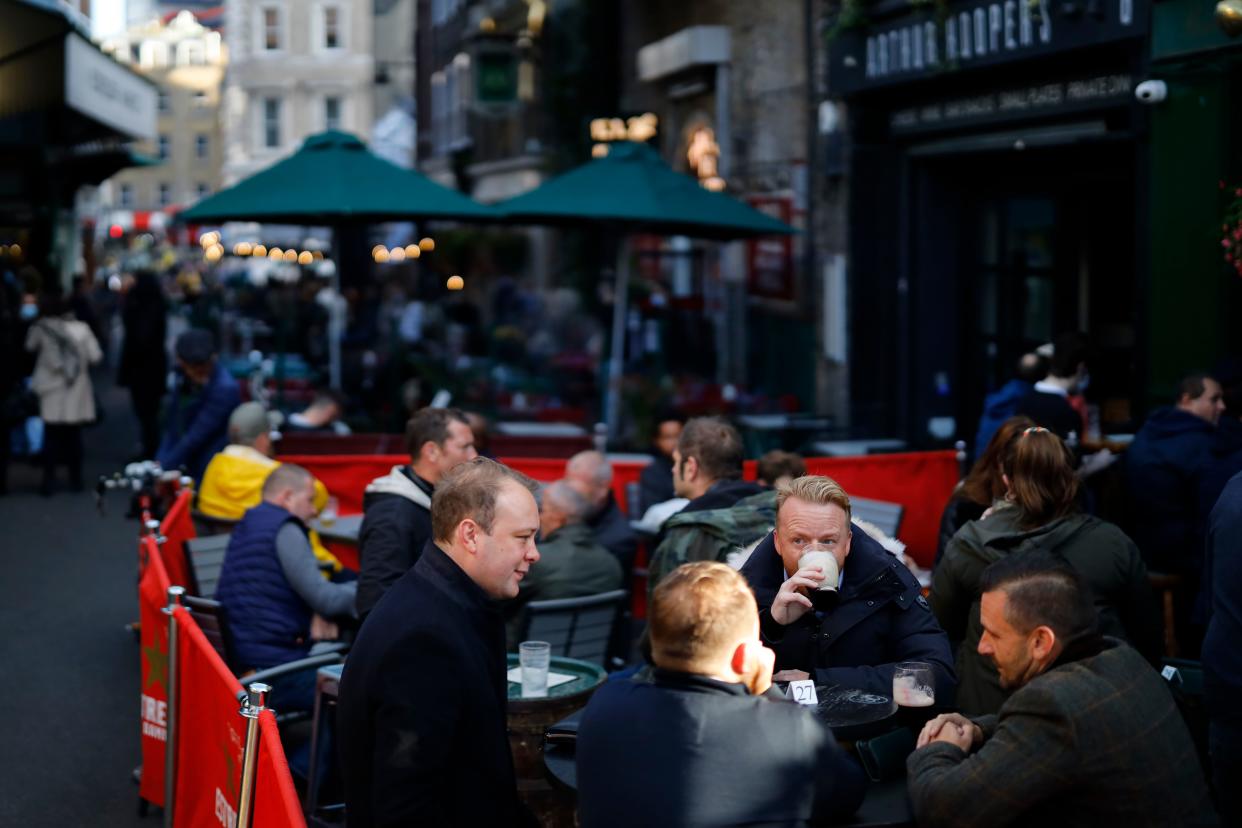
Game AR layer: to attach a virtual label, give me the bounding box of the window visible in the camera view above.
[324,96,341,130]
[261,7,282,51]
[157,134,169,160]
[157,91,170,113]
[323,6,341,49]
[196,183,210,200]
[263,97,281,148]
[178,41,205,66]
[158,183,171,206]
[119,184,133,208]
[195,134,209,160]
[194,90,209,108]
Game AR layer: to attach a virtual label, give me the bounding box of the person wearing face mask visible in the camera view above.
[1014,332,1091,443]
[577,561,867,828]
[155,329,240,482]
[932,427,1160,716]
[738,475,957,699]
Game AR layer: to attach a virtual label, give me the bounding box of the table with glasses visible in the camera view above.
[541,690,917,828]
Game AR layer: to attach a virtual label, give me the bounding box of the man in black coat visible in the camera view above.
[338,458,540,827]
[578,561,866,827]
[1204,470,1242,825]
[636,413,683,512]
[739,475,957,699]
[1014,332,1088,441]
[355,407,476,618]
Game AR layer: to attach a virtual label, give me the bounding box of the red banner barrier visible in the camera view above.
[172,605,245,828]
[279,451,958,568]
[278,455,650,518]
[138,536,172,807]
[253,709,307,828]
[159,489,196,589]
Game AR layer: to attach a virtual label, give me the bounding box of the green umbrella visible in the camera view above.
[497,141,794,239]
[179,130,495,224]
[497,141,798,440]
[178,130,495,389]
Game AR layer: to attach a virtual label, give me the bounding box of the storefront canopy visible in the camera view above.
[179,130,498,225]
[0,0,157,145]
[496,141,797,240]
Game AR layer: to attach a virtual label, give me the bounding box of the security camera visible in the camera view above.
[1135,80,1167,104]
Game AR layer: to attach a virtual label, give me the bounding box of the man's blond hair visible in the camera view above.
[775,475,852,523]
[649,562,758,673]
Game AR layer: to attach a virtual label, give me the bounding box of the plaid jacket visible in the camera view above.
[907,637,1218,828]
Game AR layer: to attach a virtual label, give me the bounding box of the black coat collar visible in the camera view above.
[652,668,750,697]
[742,525,910,602]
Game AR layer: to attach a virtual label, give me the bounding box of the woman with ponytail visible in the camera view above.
[931,426,1162,715]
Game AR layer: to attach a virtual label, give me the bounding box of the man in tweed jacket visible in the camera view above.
[907,552,1218,827]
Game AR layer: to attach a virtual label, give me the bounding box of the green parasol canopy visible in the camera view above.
[496,141,796,239]
[179,130,496,224]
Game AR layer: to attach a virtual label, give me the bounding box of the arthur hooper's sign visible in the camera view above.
[828,0,1148,95]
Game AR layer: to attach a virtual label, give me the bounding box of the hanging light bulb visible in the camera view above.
[419,237,435,252]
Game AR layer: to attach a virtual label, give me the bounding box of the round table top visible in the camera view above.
[506,654,606,702]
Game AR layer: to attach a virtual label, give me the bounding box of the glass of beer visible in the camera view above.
[893,662,934,706]
[797,543,840,612]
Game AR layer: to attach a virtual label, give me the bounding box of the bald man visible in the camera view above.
[503,480,623,646]
[564,450,638,574]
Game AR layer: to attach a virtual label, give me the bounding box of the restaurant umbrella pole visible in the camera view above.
[604,234,630,446]
[235,682,270,828]
[163,585,186,828]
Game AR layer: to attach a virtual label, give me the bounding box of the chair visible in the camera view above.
[181,594,346,722]
[184,534,231,598]
[1148,571,1182,658]
[191,508,238,538]
[519,589,628,667]
[851,497,904,539]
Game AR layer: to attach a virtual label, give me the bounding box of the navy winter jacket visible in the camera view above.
[156,362,241,481]
[216,501,313,670]
[739,528,957,702]
[1125,407,1219,574]
[973,379,1031,458]
[1204,471,1242,703]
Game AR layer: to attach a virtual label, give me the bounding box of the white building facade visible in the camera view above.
[221,0,375,184]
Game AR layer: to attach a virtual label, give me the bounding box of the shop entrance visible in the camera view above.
[907,137,1138,447]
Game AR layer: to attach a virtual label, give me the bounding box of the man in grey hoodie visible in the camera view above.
[355,407,477,618]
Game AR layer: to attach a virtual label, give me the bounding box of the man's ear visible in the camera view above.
[1030,625,1058,662]
[457,519,481,554]
[729,641,750,677]
[684,455,699,482]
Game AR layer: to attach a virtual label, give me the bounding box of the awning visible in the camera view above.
[0,0,157,145]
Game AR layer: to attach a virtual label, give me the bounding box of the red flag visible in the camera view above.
[253,709,307,828]
[159,489,196,589]
[172,605,245,828]
[138,536,172,806]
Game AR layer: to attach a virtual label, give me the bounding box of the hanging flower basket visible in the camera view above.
[1221,180,1242,277]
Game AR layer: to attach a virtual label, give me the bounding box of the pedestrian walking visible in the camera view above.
[117,270,168,459]
[25,285,102,495]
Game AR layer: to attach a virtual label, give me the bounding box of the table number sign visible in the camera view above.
[786,680,819,706]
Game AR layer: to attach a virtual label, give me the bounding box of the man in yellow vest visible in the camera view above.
[198,402,347,575]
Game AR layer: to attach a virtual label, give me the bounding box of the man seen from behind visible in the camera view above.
[577,561,866,827]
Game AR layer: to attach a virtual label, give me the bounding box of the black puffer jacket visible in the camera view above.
[355,465,433,618]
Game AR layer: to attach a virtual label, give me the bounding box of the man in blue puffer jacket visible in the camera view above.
[216,464,356,712]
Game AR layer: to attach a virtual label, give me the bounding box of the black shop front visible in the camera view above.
[832,0,1152,448]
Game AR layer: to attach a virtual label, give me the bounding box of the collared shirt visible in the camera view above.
[1032,380,1069,397]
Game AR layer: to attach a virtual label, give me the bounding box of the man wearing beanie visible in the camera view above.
[157,329,240,481]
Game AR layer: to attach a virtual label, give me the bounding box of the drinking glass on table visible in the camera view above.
[893,661,935,707]
[319,496,339,527]
[519,641,551,698]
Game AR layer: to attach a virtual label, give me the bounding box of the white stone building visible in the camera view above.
[221,0,374,185]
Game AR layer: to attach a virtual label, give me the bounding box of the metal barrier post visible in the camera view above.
[146,519,165,544]
[163,586,185,828]
[954,440,968,480]
[236,683,270,828]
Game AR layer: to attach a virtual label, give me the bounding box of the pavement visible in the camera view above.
[0,376,155,826]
